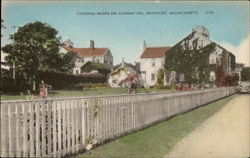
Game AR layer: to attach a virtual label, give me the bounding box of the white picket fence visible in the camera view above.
[0,87,236,157]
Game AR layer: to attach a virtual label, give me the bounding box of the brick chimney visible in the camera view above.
[90,40,94,49]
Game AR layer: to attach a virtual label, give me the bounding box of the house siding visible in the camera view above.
[140,58,165,87]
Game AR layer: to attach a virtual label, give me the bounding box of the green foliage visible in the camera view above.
[155,67,164,88]
[36,71,107,90]
[81,61,111,75]
[165,43,217,84]
[1,77,31,93]
[169,83,179,90]
[241,67,250,81]
[1,19,5,37]
[2,21,61,75]
[1,21,79,90]
[1,70,107,92]
[58,51,78,73]
[1,21,78,89]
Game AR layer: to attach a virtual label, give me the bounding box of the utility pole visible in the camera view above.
[12,25,18,82]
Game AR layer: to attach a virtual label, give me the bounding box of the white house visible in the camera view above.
[140,44,171,87]
[60,40,113,74]
[1,50,10,70]
[108,59,140,88]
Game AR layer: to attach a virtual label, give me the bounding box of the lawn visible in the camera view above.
[75,95,234,158]
[1,88,170,101]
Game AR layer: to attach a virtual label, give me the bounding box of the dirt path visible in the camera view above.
[166,94,250,158]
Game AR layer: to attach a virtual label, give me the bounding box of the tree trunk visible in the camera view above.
[32,75,36,91]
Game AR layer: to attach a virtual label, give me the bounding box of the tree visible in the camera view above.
[81,61,111,75]
[2,21,63,90]
[1,19,6,37]
[58,51,78,73]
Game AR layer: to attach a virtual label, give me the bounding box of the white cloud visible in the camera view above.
[217,35,250,67]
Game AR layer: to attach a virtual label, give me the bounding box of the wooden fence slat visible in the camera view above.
[35,102,41,157]
[52,101,57,157]
[57,100,62,157]
[8,103,14,157]
[112,99,115,139]
[102,99,106,141]
[107,99,111,139]
[84,101,88,148]
[15,103,21,157]
[29,103,35,157]
[74,100,78,153]
[67,100,71,155]
[104,100,107,140]
[72,100,76,154]
[62,100,67,157]
[47,101,52,157]
[22,103,29,157]
[1,103,8,157]
[79,99,83,150]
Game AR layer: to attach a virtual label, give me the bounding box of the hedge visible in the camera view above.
[36,71,107,90]
[1,71,107,92]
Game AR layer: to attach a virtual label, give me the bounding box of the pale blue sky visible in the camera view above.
[2,1,249,65]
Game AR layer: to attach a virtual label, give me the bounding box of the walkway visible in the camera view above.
[166,94,250,158]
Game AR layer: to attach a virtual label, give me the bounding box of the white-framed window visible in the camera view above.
[152,59,155,66]
[151,73,155,81]
[112,80,117,84]
[92,57,95,62]
[76,69,79,74]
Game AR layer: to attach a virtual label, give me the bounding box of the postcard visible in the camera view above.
[1,1,249,158]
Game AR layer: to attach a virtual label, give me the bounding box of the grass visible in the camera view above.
[1,88,170,101]
[75,95,234,158]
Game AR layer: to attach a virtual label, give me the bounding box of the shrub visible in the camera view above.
[155,68,164,89]
[1,77,31,93]
[81,61,111,75]
[1,71,107,92]
[36,71,107,90]
[216,74,239,87]
[241,67,250,81]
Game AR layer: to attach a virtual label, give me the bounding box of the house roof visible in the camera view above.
[62,46,108,57]
[140,47,171,58]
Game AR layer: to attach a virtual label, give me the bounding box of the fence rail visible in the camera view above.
[0,87,236,157]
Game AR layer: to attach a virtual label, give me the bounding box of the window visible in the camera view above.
[152,60,155,66]
[80,58,85,62]
[151,73,155,81]
[92,57,95,62]
[76,70,79,74]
